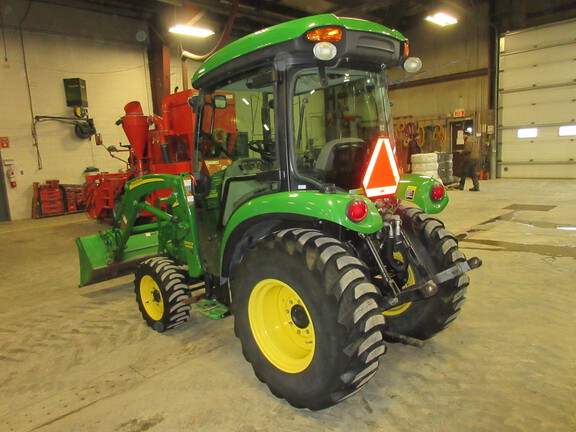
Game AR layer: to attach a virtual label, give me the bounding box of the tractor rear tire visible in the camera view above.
[231,228,387,410]
[134,257,191,332]
[383,206,469,340]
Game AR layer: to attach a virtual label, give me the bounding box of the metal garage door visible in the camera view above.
[497,19,576,178]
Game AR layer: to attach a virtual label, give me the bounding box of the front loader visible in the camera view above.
[76,14,481,410]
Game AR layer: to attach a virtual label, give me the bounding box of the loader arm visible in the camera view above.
[76,173,204,286]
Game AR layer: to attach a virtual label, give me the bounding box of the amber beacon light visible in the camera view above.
[306,27,343,42]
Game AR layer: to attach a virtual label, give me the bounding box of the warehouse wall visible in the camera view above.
[388,3,491,151]
[0,1,151,220]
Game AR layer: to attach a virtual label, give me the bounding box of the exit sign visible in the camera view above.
[0,137,9,148]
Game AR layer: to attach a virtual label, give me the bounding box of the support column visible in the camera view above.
[148,24,170,116]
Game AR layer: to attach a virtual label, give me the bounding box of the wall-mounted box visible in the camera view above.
[63,78,88,107]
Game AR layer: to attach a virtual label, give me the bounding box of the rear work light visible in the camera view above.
[430,183,445,201]
[347,199,369,223]
[306,27,343,42]
[313,42,337,60]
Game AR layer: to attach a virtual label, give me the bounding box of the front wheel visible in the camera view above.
[231,229,387,410]
[134,257,191,332]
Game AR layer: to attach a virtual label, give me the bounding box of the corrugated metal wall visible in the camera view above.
[497,19,576,178]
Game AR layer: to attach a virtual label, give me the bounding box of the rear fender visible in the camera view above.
[394,173,448,214]
[220,191,384,277]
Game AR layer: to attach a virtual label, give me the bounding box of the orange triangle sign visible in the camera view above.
[362,137,400,198]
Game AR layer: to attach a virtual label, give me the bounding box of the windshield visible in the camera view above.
[291,68,394,193]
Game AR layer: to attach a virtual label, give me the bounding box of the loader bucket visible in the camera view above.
[76,230,159,287]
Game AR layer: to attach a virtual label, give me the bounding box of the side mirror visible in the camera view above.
[213,95,227,109]
[187,95,199,112]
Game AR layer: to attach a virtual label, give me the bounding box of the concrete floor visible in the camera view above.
[0,178,575,432]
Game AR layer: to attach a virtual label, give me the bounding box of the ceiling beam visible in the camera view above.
[35,0,161,20]
[167,0,306,27]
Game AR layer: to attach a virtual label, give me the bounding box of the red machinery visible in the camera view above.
[84,90,237,222]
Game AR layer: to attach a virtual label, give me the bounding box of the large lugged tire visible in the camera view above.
[134,257,191,332]
[383,206,469,340]
[231,228,387,410]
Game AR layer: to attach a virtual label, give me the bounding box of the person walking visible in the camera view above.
[404,132,421,173]
[455,131,480,191]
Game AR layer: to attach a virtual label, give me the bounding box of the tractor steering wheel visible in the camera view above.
[248,140,275,162]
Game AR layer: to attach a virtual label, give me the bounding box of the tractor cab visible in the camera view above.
[190,15,413,246]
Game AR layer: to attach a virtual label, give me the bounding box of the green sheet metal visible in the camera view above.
[394,173,449,214]
[222,190,384,249]
[76,173,204,287]
[76,231,159,287]
[193,14,406,85]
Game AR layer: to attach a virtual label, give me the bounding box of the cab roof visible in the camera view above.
[192,14,407,89]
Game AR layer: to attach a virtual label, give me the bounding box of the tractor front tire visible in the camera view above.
[384,205,469,340]
[134,257,191,332]
[232,229,387,410]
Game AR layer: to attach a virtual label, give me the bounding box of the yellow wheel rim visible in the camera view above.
[248,279,315,374]
[140,275,165,321]
[383,252,416,316]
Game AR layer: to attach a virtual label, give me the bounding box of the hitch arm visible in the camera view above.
[432,257,482,284]
[379,257,482,311]
[360,230,482,312]
[359,233,403,296]
[379,280,438,310]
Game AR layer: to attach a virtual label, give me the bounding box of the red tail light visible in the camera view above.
[347,199,368,222]
[430,183,445,201]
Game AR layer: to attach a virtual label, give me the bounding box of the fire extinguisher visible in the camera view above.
[6,168,16,188]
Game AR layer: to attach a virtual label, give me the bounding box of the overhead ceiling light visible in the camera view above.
[425,13,458,26]
[169,24,214,38]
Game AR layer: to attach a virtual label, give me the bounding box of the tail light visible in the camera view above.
[347,199,368,223]
[430,183,445,201]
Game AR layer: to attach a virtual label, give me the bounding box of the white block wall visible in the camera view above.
[0,1,151,220]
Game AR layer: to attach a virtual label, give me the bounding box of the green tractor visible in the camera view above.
[76,14,481,410]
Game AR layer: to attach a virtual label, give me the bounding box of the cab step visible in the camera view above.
[195,300,230,320]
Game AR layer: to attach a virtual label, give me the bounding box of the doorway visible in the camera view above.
[0,150,11,221]
[448,118,473,177]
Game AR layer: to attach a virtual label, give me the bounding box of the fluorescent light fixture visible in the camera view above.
[241,98,250,105]
[169,24,214,38]
[425,13,458,26]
